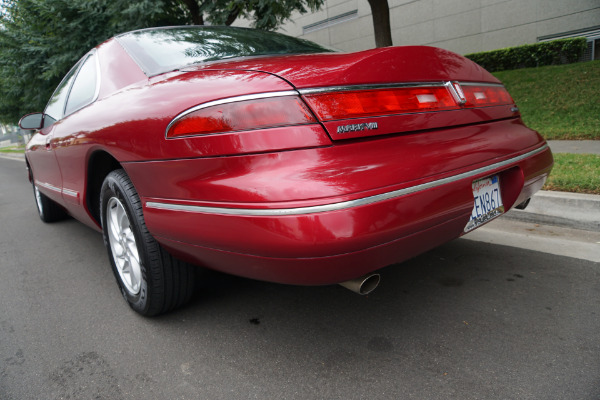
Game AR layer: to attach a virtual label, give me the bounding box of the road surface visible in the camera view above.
[1,156,599,399]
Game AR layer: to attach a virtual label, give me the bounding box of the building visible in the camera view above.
[0,124,23,147]
[236,0,600,58]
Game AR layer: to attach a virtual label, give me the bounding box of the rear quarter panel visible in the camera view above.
[50,65,302,227]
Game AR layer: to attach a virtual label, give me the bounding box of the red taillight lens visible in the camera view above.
[461,85,514,107]
[303,86,459,121]
[167,96,317,139]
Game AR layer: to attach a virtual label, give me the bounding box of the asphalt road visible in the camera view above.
[1,156,599,400]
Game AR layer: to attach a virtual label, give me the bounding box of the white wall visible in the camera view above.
[235,0,600,54]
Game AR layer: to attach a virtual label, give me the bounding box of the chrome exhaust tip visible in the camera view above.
[339,273,380,295]
[515,198,531,210]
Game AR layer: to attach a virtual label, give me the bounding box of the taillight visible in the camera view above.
[302,83,515,122]
[303,86,459,121]
[166,95,317,139]
[461,85,514,108]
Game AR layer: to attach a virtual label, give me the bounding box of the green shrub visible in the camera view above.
[465,38,587,72]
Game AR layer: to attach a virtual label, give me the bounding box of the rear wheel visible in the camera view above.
[100,169,196,316]
[32,182,68,222]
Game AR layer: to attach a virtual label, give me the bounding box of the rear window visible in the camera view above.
[117,26,333,76]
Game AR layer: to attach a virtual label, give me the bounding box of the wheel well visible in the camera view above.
[87,151,121,225]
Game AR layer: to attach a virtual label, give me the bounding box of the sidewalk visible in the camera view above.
[0,152,25,161]
[546,140,600,154]
[503,190,599,232]
[466,217,600,263]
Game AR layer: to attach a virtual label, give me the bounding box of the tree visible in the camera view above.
[180,0,323,31]
[367,0,393,48]
[0,0,324,124]
[0,0,184,123]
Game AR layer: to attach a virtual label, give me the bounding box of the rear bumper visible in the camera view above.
[129,136,552,285]
[155,211,471,285]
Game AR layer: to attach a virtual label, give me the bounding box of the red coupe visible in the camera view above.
[20,26,553,316]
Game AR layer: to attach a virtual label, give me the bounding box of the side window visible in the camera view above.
[44,60,82,122]
[65,53,98,116]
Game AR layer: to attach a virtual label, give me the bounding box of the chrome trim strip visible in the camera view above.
[458,81,504,87]
[36,180,62,194]
[299,82,447,95]
[165,91,298,138]
[35,180,79,198]
[62,188,79,198]
[146,144,549,216]
[298,81,505,95]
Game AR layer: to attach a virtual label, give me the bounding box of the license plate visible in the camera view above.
[464,175,504,232]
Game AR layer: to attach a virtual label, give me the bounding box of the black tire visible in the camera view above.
[32,182,68,222]
[100,169,196,316]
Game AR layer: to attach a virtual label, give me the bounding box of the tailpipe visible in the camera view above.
[339,273,380,295]
[515,198,531,210]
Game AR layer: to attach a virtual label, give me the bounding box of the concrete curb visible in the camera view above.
[502,190,600,232]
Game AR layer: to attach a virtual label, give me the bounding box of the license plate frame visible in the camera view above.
[464,175,505,232]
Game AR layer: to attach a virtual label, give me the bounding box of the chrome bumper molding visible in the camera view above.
[146,144,549,217]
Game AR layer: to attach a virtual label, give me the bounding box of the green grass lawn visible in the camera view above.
[543,153,600,194]
[494,61,600,140]
[0,146,25,153]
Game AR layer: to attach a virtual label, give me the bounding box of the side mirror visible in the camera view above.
[19,113,44,130]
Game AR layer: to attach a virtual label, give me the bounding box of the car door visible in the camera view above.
[29,58,83,204]
[51,52,100,207]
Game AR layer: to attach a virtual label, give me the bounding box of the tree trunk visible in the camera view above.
[182,0,203,25]
[367,0,393,48]
[224,5,241,26]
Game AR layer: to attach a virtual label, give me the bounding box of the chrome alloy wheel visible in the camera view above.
[106,197,142,295]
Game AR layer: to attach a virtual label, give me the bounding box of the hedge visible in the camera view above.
[465,37,587,72]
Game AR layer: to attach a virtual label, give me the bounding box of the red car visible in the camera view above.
[20,26,553,316]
